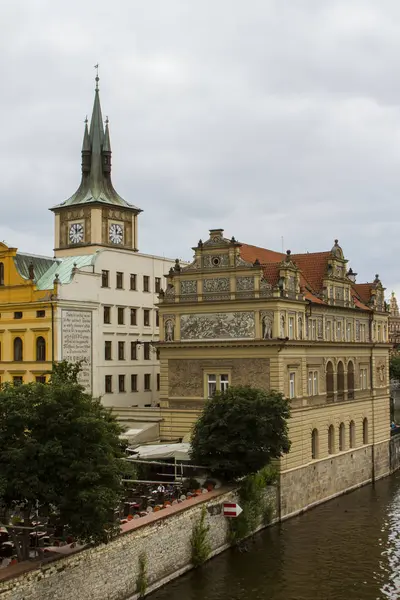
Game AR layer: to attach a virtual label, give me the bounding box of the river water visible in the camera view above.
[149,472,400,600]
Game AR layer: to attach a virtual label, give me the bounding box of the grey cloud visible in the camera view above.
[1,0,400,294]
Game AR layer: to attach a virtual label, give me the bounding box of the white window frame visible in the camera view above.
[205,372,230,398]
[326,321,331,341]
[308,370,318,396]
[207,374,217,399]
[289,372,296,399]
[346,322,351,342]
[288,317,294,340]
[220,374,229,393]
[360,367,368,390]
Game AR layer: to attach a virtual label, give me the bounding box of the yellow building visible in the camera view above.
[0,243,59,385]
[158,229,391,518]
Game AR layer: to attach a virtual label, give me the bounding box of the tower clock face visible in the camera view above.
[69,223,84,244]
[109,223,123,245]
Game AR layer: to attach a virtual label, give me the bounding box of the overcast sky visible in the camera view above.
[2,0,400,296]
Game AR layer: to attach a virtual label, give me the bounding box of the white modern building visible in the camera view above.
[37,75,178,407]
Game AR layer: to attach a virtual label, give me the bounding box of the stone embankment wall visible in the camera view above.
[0,488,278,600]
[390,434,400,472]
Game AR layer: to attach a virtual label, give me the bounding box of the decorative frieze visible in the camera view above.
[180,280,197,295]
[202,254,230,269]
[180,311,255,340]
[236,276,254,292]
[260,277,273,297]
[203,277,230,293]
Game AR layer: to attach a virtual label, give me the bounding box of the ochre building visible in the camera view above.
[158,229,391,518]
[0,243,58,385]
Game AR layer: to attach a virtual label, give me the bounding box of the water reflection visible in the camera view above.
[149,472,400,600]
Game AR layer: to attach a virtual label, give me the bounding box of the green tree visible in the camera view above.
[190,386,291,481]
[390,355,400,380]
[0,361,126,561]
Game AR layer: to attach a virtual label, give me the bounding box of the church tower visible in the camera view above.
[51,75,142,258]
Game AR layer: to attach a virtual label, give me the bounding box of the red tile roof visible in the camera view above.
[240,243,285,264]
[353,283,373,305]
[238,241,372,312]
[262,263,281,286]
[290,252,331,293]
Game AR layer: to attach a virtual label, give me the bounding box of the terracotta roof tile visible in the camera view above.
[353,283,373,305]
[262,263,281,286]
[304,291,326,304]
[352,295,371,311]
[290,252,331,293]
[240,243,285,264]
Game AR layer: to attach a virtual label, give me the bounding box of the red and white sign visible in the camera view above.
[223,502,243,518]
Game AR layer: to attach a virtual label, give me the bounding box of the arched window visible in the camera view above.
[349,420,356,448]
[328,425,335,454]
[347,361,354,400]
[0,262,3,286]
[311,428,319,460]
[13,337,23,361]
[337,361,345,401]
[363,418,368,445]
[36,337,46,362]
[326,361,334,402]
[339,422,345,451]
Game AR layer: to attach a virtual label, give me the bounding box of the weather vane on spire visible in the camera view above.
[94,63,99,90]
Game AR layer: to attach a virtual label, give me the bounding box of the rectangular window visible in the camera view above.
[119,374,125,392]
[377,325,382,342]
[360,324,366,342]
[118,341,125,360]
[118,307,125,325]
[289,372,296,399]
[360,368,368,390]
[131,374,137,392]
[14,312,22,319]
[105,341,112,360]
[155,277,161,293]
[220,374,229,393]
[288,317,294,340]
[130,308,137,326]
[208,374,217,398]
[144,373,151,391]
[130,274,137,291]
[35,376,46,384]
[337,321,342,341]
[143,275,150,292]
[104,306,111,324]
[326,321,331,341]
[101,270,109,288]
[116,272,124,289]
[13,376,23,386]
[156,311,159,327]
[308,371,318,396]
[346,322,351,342]
[105,375,112,393]
[36,310,45,318]
[311,320,316,341]
[143,309,150,327]
[143,342,151,360]
[131,341,137,360]
[157,373,160,391]
[313,371,318,396]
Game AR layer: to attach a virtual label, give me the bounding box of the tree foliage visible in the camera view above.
[190,386,291,481]
[390,355,400,381]
[0,361,126,561]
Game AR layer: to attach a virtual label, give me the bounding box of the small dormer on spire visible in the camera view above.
[103,117,111,173]
[81,117,91,173]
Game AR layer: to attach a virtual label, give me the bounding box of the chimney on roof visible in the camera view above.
[347,267,357,283]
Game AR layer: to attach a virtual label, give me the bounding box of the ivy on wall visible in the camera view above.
[190,506,211,567]
[229,465,278,544]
